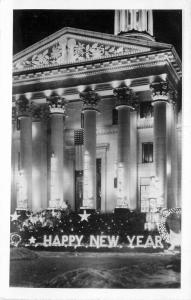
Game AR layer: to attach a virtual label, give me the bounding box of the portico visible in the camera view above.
[12,10,181,217]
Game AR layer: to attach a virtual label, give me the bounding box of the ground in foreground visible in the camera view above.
[10,249,180,288]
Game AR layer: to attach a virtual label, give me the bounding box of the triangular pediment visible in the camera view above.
[13,27,172,72]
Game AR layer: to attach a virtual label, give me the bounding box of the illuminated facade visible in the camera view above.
[11,10,182,216]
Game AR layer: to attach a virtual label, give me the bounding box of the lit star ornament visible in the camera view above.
[10,211,20,221]
[78,210,91,222]
[29,236,36,244]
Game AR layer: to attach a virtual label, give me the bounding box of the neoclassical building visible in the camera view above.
[11,10,182,216]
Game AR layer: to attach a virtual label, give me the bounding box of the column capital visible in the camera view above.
[16,96,32,118]
[150,81,176,105]
[80,90,100,111]
[12,101,16,120]
[48,96,66,115]
[113,86,136,110]
[30,102,50,121]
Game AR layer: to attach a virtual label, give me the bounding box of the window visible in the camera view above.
[112,108,118,125]
[142,142,153,163]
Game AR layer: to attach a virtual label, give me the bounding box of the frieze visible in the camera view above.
[13,36,145,71]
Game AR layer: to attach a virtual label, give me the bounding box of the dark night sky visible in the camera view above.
[13,10,182,58]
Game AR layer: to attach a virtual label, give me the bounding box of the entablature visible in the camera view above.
[13,49,181,97]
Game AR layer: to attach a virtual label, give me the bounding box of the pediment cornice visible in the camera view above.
[13,27,175,73]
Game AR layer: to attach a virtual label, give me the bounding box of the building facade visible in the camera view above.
[11,10,182,217]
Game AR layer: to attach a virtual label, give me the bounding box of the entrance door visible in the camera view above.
[75,159,102,211]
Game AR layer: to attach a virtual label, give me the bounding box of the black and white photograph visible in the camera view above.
[1,0,191,299]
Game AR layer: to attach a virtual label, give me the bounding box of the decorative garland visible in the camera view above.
[158,208,181,243]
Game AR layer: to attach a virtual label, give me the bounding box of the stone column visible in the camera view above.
[31,103,49,211]
[16,97,32,210]
[11,101,17,213]
[80,90,100,209]
[74,129,84,210]
[113,87,136,209]
[142,10,147,32]
[148,10,153,35]
[41,115,49,209]
[177,112,181,207]
[48,96,66,209]
[130,110,138,209]
[166,94,178,208]
[114,10,120,35]
[151,81,178,208]
[32,119,42,211]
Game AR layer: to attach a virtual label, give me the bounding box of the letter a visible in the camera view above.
[145,235,155,248]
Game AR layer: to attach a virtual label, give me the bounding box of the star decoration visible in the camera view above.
[11,211,20,221]
[29,236,36,244]
[78,210,91,222]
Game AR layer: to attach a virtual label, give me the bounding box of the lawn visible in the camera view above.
[10,248,180,288]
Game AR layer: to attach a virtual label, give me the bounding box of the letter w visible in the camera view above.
[108,236,119,248]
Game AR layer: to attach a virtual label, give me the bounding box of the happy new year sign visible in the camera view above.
[43,234,164,249]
